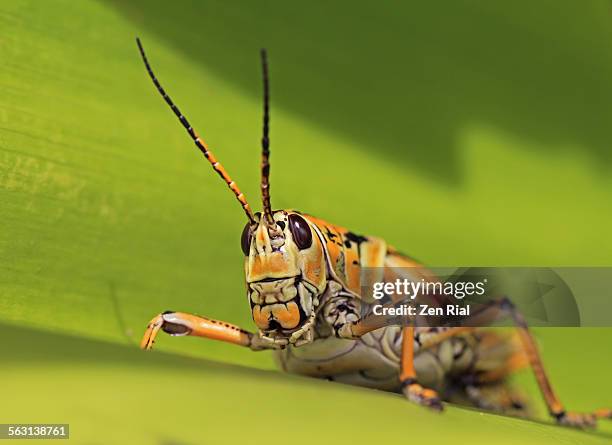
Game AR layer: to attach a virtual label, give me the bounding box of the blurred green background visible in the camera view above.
[1,0,612,443]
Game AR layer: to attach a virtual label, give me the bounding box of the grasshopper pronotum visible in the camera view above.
[136,39,611,428]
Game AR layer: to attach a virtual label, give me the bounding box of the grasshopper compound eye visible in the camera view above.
[288,214,312,250]
[241,223,253,256]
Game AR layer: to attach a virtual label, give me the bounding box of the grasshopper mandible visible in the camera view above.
[136,39,611,428]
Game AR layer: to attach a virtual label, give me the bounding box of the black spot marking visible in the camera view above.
[325,227,338,242]
[345,231,368,244]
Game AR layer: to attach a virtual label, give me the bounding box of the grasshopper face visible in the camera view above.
[243,210,326,340]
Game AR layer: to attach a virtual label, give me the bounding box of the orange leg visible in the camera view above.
[399,326,443,411]
[140,311,279,351]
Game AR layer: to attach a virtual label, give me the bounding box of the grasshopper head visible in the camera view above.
[241,210,326,342]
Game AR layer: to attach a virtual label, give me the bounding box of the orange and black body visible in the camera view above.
[136,39,611,429]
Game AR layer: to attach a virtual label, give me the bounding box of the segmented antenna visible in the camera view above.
[260,48,274,226]
[136,38,256,224]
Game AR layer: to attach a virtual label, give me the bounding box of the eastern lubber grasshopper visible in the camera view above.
[135,38,611,428]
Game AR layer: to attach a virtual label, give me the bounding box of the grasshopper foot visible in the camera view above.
[140,311,192,350]
[555,408,612,429]
[402,381,443,412]
[556,412,597,429]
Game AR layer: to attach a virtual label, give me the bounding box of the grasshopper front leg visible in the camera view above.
[141,311,283,351]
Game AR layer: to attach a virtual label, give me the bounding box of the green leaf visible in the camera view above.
[2,324,612,444]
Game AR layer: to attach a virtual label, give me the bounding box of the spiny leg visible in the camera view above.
[141,311,280,351]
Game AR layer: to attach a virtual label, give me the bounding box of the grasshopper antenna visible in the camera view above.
[260,48,275,227]
[136,37,256,225]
